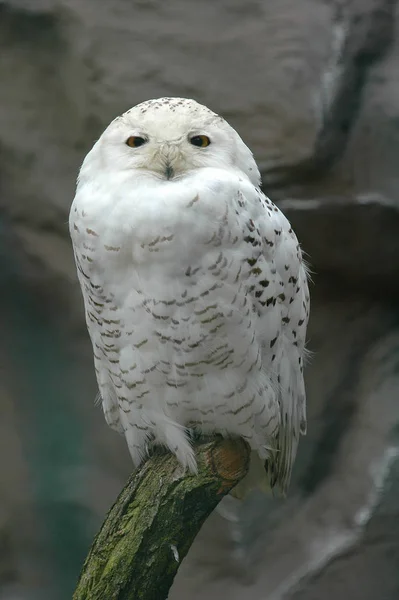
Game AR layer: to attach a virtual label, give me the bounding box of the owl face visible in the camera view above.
[80,98,261,186]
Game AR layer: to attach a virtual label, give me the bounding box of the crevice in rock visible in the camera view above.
[263,0,396,191]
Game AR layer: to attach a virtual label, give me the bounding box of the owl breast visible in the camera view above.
[71,167,306,487]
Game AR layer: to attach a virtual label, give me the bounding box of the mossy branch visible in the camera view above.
[73,437,250,600]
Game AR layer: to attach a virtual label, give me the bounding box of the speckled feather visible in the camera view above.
[70,98,309,495]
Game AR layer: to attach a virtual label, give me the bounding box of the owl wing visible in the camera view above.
[244,184,310,494]
[70,207,125,436]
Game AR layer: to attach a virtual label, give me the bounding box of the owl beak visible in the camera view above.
[158,142,179,180]
[165,164,174,180]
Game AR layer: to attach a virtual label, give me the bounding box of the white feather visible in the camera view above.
[69,98,309,495]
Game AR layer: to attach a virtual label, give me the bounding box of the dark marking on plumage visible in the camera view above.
[134,339,148,348]
[143,364,158,374]
[244,235,256,245]
[124,378,146,390]
[234,265,242,282]
[208,252,223,270]
[187,194,199,207]
[194,304,217,315]
[77,264,90,279]
[91,299,104,308]
[225,394,256,416]
[152,312,170,320]
[209,322,224,334]
[205,232,217,244]
[200,312,223,325]
[238,412,255,426]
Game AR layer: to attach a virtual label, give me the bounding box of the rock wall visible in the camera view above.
[1,0,399,598]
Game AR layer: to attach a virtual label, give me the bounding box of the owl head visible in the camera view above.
[79,97,260,187]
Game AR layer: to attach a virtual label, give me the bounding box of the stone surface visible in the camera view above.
[1,0,399,598]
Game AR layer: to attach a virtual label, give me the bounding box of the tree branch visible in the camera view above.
[73,437,250,600]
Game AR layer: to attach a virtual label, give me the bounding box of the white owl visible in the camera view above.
[69,97,309,495]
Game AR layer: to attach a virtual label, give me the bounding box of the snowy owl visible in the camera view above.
[70,97,309,495]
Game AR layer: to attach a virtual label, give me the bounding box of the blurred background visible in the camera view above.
[1,0,399,598]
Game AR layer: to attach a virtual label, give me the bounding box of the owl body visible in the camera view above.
[70,98,309,494]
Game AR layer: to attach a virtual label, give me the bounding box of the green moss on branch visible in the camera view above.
[73,437,250,600]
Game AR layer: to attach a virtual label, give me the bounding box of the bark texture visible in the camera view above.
[73,438,250,600]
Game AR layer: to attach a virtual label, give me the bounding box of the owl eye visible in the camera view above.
[126,136,147,148]
[190,135,211,148]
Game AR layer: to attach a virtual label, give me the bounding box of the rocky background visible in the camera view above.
[1,0,399,598]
